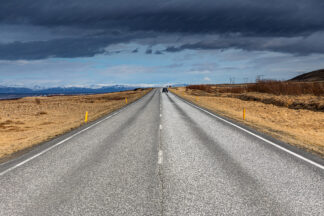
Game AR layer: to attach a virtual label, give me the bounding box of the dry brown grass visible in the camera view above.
[171,87,324,157]
[231,93,324,111]
[186,84,214,93]
[186,83,324,112]
[0,89,151,160]
[187,81,324,96]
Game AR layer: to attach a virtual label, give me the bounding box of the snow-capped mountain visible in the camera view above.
[0,85,145,94]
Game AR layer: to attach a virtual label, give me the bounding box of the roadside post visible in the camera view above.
[125,97,128,104]
[85,111,88,123]
[243,108,246,120]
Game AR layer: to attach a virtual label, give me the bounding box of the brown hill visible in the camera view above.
[290,69,324,82]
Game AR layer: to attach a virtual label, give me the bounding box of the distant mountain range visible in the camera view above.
[0,85,143,94]
[0,84,188,95]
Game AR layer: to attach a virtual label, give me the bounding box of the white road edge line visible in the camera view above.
[172,93,324,170]
[0,111,120,177]
[0,91,152,176]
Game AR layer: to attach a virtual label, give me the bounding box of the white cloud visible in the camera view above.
[189,70,211,74]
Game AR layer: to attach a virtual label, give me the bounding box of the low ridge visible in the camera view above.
[290,69,324,82]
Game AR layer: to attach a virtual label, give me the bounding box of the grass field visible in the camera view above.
[186,83,324,112]
[187,80,324,96]
[170,87,324,157]
[0,89,151,160]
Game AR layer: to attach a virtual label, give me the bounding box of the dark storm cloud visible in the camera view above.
[2,0,324,35]
[0,31,155,60]
[1,0,324,59]
[145,48,152,54]
[163,31,324,55]
[0,38,106,60]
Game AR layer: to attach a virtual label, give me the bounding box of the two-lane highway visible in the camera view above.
[0,88,323,215]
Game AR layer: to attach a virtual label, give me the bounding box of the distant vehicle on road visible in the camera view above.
[162,87,168,93]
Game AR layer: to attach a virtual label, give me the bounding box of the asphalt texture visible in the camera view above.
[0,89,323,215]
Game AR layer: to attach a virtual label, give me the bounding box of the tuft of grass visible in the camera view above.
[35,98,41,105]
[36,111,47,115]
[0,120,13,129]
[186,85,213,93]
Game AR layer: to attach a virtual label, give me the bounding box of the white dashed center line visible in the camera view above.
[158,150,163,164]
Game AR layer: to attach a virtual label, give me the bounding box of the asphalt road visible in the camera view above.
[0,89,323,215]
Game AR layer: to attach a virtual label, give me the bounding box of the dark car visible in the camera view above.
[162,87,168,93]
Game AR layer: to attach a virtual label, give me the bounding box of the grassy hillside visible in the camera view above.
[290,69,324,82]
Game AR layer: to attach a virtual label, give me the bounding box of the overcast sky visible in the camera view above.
[1,0,324,87]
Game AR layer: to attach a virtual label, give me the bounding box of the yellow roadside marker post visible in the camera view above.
[125,97,128,104]
[243,108,246,120]
[85,111,88,123]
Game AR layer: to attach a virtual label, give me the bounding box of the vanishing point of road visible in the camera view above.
[0,89,323,215]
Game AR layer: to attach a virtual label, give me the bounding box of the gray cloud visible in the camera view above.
[163,31,324,55]
[1,0,324,35]
[145,48,152,54]
[0,31,154,60]
[1,0,324,59]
